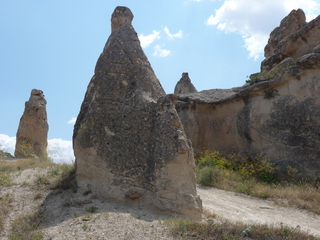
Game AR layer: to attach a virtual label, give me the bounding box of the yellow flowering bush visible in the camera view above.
[196,150,276,183]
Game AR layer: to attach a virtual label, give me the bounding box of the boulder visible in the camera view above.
[174,72,198,95]
[73,6,202,218]
[15,89,48,158]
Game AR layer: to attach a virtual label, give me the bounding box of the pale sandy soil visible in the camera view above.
[1,167,319,239]
[198,186,320,237]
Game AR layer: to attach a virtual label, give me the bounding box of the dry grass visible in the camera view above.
[9,208,44,240]
[0,194,13,234]
[0,158,76,239]
[196,167,320,215]
[0,158,55,174]
[165,218,319,240]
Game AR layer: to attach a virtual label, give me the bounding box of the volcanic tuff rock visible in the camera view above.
[174,72,198,95]
[175,9,320,180]
[264,9,306,58]
[73,6,202,218]
[15,89,48,158]
[261,8,320,72]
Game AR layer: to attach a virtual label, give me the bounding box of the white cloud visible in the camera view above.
[184,0,202,3]
[164,27,183,40]
[0,134,74,164]
[68,117,77,124]
[153,45,171,57]
[138,30,160,48]
[47,138,74,164]
[206,0,320,60]
[283,0,319,20]
[0,134,16,156]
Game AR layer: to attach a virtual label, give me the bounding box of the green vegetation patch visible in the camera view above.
[196,150,320,215]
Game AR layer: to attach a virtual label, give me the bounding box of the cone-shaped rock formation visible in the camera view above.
[174,72,198,95]
[15,89,48,158]
[73,6,202,218]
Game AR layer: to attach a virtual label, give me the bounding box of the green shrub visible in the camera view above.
[197,167,222,186]
[197,150,275,183]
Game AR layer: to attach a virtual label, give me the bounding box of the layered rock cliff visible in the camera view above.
[175,9,320,180]
[73,6,202,218]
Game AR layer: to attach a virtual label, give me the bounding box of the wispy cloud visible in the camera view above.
[138,30,160,48]
[206,0,320,60]
[68,117,77,124]
[153,45,171,57]
[164,27,183,40]
[140,27,182,57]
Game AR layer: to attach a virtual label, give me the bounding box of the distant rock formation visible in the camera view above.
[15,89,48,158]
[0,150,14,159]
[73,6,202,218]
[175,9,320,180]
[174,73,198,95]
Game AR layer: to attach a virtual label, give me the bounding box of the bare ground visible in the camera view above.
[1,167,320,239]
[198,186,320,237]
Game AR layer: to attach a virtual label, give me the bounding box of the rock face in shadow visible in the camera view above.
[175,9,320,180]
[174,73,198,95]
[73,6,202,218]
[15,89,48,158]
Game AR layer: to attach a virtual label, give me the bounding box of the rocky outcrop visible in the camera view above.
[174,73,198,95]
[261,9,320,72]
[15,89,48,158]
[0,150,14,159]
[264,9,306,58]
[73,6,202,218]
[176,9,320,180]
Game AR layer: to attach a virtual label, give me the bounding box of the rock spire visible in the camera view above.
[174,73,198,95]
[15,89,48,158]
[73,6,202,218]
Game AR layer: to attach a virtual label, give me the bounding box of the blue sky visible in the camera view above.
[1,0,319,160]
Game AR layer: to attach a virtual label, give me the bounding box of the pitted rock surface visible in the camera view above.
[15,89,48,158]
[73,6,202,219]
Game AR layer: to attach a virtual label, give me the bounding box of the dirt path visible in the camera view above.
[197,185,320,237]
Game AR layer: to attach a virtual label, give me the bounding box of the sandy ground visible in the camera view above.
[198,185,320,237]
[1,167,319,239]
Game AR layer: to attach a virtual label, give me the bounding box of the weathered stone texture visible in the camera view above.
[15,89,48,158]
[264,9,306,58]
[176,9,320,180]
[73,6,202,218]
[262,9,320,72]
[174,73,198,95]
